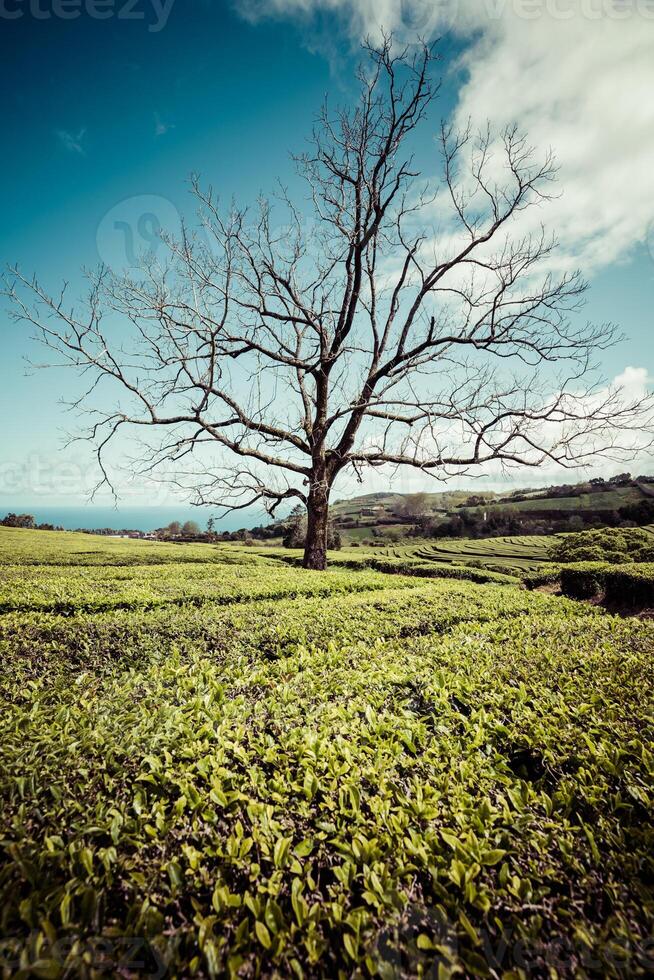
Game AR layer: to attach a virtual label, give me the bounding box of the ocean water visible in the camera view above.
[0,504,273,533]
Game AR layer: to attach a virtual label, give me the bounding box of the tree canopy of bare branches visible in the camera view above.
[6,38,652,568]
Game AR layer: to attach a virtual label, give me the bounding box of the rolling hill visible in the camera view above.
[325,475,654,542]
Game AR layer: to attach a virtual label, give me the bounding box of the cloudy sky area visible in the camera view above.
[1,0,653,522]
[244,0,654,275]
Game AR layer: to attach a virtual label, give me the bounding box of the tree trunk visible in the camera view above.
[303,480,329,570]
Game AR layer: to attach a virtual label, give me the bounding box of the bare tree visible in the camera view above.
[6,39,652,569]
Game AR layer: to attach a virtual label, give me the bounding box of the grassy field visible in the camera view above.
[1,528,653,978]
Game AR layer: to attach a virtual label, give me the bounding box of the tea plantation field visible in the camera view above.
[1,528,653,978]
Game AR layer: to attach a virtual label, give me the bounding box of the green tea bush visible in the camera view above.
[550,527,654,564]
[364,558,517,585]
[458,558,522,578]
[560,562,611,600]
[408,535,555,575]
[523,566,563,590]
[0,529,652,978]
[327,554,518,585]
[1,609,652,978]
[0,579,578,683]
[0,561,425,615]
[604,562,654,608]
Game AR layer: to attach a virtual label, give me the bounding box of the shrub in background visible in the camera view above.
[560,562,610,600]
[524,567,563,590]
[550,528,654,565]
[604,563,654,608]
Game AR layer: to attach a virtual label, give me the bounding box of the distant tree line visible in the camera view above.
[155,519,282,544]
[210,523,279,544]
[0,513,63,531]
[408,497,654,541]
[156,520,202,539]
[501,473,648,504]
[151,520,273,542]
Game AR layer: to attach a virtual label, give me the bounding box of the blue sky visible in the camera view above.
[1,0,653,525]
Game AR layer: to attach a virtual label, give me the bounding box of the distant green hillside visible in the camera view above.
[463,486,644,515]
[326,476,654,541]
[330,490,495,520]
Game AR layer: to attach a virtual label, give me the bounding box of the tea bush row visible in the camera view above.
[0,562,428,616]
[1,587,652,976]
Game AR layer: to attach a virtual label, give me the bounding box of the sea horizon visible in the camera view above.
[0,504,274,533]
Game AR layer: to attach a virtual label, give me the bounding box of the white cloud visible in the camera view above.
[451,5,654,276]
[613,365,651,398]
[237,0,654,277]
